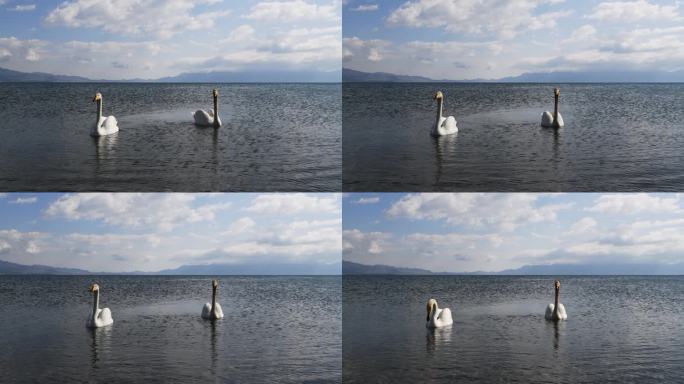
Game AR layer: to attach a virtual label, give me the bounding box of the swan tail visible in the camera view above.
[201,302,212,319]
[556,303,568,320]
[214,303,224,319]
[99,307,113,325]
[555,112,565,127]
[440,308,453,325]
[545,303,555,320]
[541,111,553,127]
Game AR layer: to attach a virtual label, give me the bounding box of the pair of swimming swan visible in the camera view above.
[431,87,565,136]
[85,279,224,328]
[426,279,567,328]
[90,89,222,137]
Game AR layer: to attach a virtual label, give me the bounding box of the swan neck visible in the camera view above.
[92,289,100,317]
[436,98,443,124]
[213,95,219,128]
[553,92,559,124]
[96,99,103,123]
[211,285,217,318]
[553,287,559,318]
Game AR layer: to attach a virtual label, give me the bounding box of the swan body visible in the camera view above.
[193,89,222,128]
[541,88,564,128]
[545,303,567,320]
[432,91,458,136]
[545,280,568,321]
[426,298,453,328]
[86,283,113,328]
[201,279,224,320]
[91,93,119,137]
[202,302,224,319]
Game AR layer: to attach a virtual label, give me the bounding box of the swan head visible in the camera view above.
[433,91,444,101]
[555,280,560,291]
[213,89,219,98]
[90,283,100,292]
[212,279,218,288]
[554,88,560,97]
[426,298,437,321]
[93,93,102,102]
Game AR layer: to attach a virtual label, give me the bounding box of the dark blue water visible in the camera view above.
[0,83,341,191]
[343,83,684,191]
[0,275,341,383]
[343,275,684,383]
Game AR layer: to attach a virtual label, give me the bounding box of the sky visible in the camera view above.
[343,0,684,80]
[343,193,684,272]
[0,193,341,273]
[0,0,341,79]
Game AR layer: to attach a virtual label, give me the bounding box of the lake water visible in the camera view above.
[0,83,341,191]
[343,275,684,383]
[0,275,341,383]
[343,83,684,191]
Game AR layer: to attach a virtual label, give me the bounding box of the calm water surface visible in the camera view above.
[343,276,684,383]
[0,276,341,383]
[0,83,341,191]
[343,83,684,191]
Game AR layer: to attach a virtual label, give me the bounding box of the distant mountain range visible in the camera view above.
[0,66,341,83]
[342,68,440,82]
[342,261,434,275]
[0,259,92,275]
[343,67,684,83]
[0,259,340,275]
[343,260,684,275]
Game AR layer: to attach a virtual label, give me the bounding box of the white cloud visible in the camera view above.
[245,193,340,215]
[586,193,681,215]
[44,193,231,231]
[45,0,230,38]
[386,193,571,231]
[244,0,339,22]
[386,0,571,39]
[352,196,379,204]
[566,217,597,236]
[10,197,37,204]
[223,24,255,43]
[587,0,680,22]
[351,4,378,11]
[9,4,36,11]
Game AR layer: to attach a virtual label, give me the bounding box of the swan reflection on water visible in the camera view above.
[210,319,219,375]
[433,133,458,184]
[89,325,112,368]
[95,132,119,162]
[426,325,453,354]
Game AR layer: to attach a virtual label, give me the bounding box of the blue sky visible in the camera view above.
[343,193,684,272]
[343,0,684,79]
[0,0,341,79]
[0,193,341,273]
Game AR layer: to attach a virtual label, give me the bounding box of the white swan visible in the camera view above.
[193,89,222,128]
[432,91,458,136]
[426,298,453,328]
[201,279,224,320]
[541,88,564,128]
[86,283,113,328]
[545,280,568,321]
[91,92,119,137]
